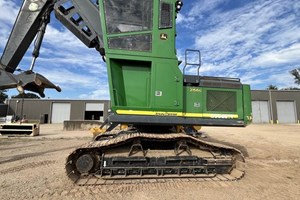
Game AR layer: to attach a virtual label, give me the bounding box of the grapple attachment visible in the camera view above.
[0,68,61,98]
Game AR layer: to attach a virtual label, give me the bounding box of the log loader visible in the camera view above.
[0,0,252,184]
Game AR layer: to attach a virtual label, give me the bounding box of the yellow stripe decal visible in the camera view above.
[116,110,238,119]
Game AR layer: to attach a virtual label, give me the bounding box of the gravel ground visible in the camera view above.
[0,124,299,200]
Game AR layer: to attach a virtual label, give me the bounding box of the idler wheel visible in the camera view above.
[75,154,94,173]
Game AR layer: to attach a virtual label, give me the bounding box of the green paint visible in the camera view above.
[184,86,203,114]
[110,59,151,107]
[97,0,252,125]
[242,84,253,124]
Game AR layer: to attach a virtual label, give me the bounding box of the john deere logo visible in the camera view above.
[160,33,168,40]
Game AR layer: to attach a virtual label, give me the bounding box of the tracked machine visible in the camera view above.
[0,0,252,184]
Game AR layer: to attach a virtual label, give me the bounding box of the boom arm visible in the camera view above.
[0,0,104,96]
[0,0,55,73]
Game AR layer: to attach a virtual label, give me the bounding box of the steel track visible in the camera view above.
[65,132,245,186]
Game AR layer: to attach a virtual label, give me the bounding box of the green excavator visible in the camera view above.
[0,0,252,184]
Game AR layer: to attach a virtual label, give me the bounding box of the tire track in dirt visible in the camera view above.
[0,146,77,164]
[52,164,300,199]
[0,160,56,175]
[40,177,239,199]
[0,144,39,151]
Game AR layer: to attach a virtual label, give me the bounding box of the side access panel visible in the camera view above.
[122,65,151,107]
[108,59,152,108]
[184,86,203,114]
[153,59,183,110]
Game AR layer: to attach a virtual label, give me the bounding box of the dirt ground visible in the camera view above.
[0,124,299,200]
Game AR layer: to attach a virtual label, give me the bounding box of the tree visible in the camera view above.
[266,84,278,90]
[290,68,300,85]
[281,87,300,90]
[0,90,8,103]
[11,92,40,99]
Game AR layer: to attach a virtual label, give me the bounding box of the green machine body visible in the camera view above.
[97,0,252,127]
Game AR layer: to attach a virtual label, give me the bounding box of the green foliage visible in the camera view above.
[290,68,300,85]
[11,92,40,99]
[0,90,8,103]
[266,84,278,90]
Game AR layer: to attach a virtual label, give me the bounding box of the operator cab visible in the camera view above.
[99,0,178,60]
[102,0,153,52]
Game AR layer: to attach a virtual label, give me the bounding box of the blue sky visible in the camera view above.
[0,0,300,99]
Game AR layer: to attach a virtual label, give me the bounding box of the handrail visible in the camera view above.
[183,49,201,83]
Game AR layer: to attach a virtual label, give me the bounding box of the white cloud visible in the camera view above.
[0,0,18,24]
[176,13,195,24]
[40,68,97,87]
[43,25,86,51]
[177,0,300,89]
[189,0,229,18]
[266,72,298,89]
[0,0,19,48]
[1,0,299,100]
[79,84,110,100]
[252,43,300,67]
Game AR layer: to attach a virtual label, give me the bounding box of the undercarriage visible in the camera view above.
[65,130,245,185]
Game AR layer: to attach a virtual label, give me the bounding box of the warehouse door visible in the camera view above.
[85,103,104,121]
[252,101,270,123]
[276,101,297,124]
[51,103,71,123]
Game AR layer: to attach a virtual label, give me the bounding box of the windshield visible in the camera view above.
[103,0,153,34]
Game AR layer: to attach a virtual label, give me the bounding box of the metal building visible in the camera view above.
[251,90,300,124]
[5,99,110,124]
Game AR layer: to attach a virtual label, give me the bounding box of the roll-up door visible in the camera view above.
[276,101,297,124]
[86,103,104,111]
[51,103,71,123]
[252,101,270,123]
